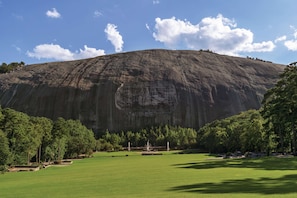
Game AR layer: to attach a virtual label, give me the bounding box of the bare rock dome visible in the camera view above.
[0,49,284,132]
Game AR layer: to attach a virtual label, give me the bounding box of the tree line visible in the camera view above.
[198,110,265,154]
[0,107,96,171]
[96,125,198,151]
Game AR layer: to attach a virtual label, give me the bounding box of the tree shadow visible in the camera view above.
[169,174,297,195]
[173,157,297,170]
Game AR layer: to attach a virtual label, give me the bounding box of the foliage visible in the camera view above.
[65,119,96,158]
[261,65,297,155]
[98,125,197,151]
[198,110,266,153]
[30,116,53,163]
[0,108,96,168]
[0,130,10,166]
[1,108,35,165]
[0,62,25,73]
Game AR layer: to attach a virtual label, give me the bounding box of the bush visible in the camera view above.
[0,165,8,174]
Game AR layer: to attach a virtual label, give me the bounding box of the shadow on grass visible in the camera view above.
[173,157,297,170]
[169,174,297,195]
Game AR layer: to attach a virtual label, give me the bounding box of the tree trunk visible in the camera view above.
[293,128,296,156]
[36,149,38,163]
[291,120,296,156]
[38,145,41,164]
[279,125,285,154]
[27,152,30,165]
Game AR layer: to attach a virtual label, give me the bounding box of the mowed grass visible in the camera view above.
[1,152,297,198]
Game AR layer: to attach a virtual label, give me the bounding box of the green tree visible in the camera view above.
[30,116,53,163]
[65,119,95,158]
[164,125,179,148]
[50,117,69,162]
[198,110,265,153]
[96,138,113,151]
[261,65,297,155]
[1,108,34,165]
[0,130,11,166]
[240,114,265,152]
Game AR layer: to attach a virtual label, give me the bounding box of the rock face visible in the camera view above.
[0,49,284,133]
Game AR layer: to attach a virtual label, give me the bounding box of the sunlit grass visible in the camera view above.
[1,152,297,198]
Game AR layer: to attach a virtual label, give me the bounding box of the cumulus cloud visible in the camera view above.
[104,23,124,52]
[46,8,61,18]
[153,14,275,55]
[284,27,297,51]
[153,17,198,48]
[76,45,105,59]
[284,40,297,51]
[27,44,105,61]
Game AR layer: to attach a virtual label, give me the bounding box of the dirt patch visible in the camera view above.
[9,165,40,172]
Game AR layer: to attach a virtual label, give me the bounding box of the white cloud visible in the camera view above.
[94,10,102,18]
[284,27,297,51]
[284,40,297,51]
[242,41,275,53]
[145,23,150,30]
[153,0,160,4]
[27,44,105,61]
[75,45,105,59]
[275,35,287,43]
[153,17,198,48]
[46,8,61,18]
[153,14,275,55]
[104,23,124,52]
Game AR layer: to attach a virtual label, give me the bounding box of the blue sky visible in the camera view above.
[1,0,297,65]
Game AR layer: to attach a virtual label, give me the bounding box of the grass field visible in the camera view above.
[1,151,297,198]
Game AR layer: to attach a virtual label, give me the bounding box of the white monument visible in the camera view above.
[146,140,150,151]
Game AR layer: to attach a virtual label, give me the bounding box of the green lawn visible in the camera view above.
[1,152,297,198]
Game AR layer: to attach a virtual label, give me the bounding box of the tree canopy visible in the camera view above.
[261,65,297,155]
[197,110,265,153]
[0,107,96,169]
